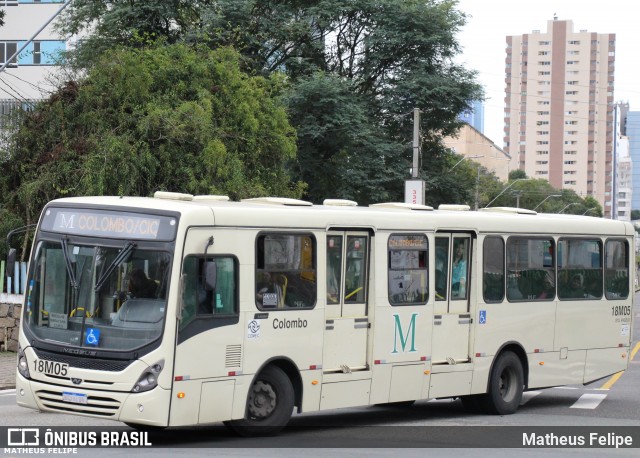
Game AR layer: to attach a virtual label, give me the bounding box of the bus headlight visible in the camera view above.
[17,346,31,379]
[132,359,164,393]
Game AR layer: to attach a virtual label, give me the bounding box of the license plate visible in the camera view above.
[62,392,88,405]
[34,359,69,377]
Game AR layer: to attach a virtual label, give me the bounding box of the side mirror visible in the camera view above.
[205,260,217,291]
[7,248,16,275]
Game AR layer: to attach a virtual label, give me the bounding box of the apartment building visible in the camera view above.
[628,111,640,211]
[442,123,511,182]
[0,0,68,103]
[504,18,615,217]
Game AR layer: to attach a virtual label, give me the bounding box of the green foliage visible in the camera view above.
[631,209,640,221]
[206,0,483,204]
[482,178,603,215]
[509,169,528,180]
[0,9,5,28]
[0,45,303,226]
[57,0,212,67]
[285,73,403,204]
[0,209,24,261]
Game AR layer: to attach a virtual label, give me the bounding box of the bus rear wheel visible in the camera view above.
[479,351,523,415]
[225,365,294,436]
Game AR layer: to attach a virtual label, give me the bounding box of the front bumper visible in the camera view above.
[16,372,171,427]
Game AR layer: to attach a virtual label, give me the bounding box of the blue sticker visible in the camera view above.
[85,328,101,346]
[479,310,487,325]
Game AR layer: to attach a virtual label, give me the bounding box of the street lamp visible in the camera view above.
[484,178,531,208]
[558,203,578,214]
[582,207,597,215]
[532,194,562,211]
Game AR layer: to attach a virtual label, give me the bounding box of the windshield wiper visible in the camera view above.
[61,238,78,290]
[94,241,136,292]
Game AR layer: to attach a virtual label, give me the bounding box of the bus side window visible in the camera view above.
[605,239,629,299]
[326,236,343,304]
[435,238,449,300]
[483,236,505,303]
[506,237,555,301]
[180,255,237,330]
[557,238,602,300]
[345,236,367,303]
[388,234,428,306]
[256,233,317,309]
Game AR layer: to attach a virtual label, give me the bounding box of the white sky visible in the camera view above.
[454,0,639,145]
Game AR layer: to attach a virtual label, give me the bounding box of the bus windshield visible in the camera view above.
[24,239,172,352]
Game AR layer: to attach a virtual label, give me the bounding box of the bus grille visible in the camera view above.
[35,389,121,417]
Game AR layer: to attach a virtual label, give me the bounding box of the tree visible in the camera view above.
[0,44,303,253]
[0,9,5,27]
[56,0,213,67]
[201,0,483,204]
[54,0,483,205]
[631,209,640,221]
[509,169,528,180]
[482,177,603,215]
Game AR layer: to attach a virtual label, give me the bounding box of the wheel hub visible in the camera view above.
[248,381,277,418]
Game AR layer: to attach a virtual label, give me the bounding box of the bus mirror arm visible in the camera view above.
[203,236,216,291]
[5,223,37,273]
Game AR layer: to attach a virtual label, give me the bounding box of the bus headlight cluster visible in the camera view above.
[17,346,31,379]
[132,359,164,393]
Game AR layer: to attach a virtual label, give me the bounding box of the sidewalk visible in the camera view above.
[0,352,16,390]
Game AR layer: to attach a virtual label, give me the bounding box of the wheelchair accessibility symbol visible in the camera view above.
[85,328,101,346]
[479,310,487,325]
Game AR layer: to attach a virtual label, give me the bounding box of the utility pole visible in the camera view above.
[513,191,522,208]
[475,166,480,210]
[412,108,420,179]
[404,108,425,205]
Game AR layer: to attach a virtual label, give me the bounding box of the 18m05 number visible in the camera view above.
[34,359,69,377]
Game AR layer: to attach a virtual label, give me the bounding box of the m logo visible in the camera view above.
[392,313,418,354]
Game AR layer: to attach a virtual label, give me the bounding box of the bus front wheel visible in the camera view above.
[226,365,294,436]
[480,351,523,415]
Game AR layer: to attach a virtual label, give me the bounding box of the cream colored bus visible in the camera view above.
[14,193,634,434]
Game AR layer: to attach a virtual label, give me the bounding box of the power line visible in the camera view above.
[2,71,51,94]
[0,76,33,104]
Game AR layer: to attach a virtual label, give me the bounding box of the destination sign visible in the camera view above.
[388,235,428,250]
[40,208,178,241]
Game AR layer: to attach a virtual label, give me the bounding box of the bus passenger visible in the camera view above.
[567,273,585,298]
[128,268,157,298]
[452,242,467,297]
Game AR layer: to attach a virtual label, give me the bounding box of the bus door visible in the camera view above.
[432,233,473,364]
[323,231,370,372]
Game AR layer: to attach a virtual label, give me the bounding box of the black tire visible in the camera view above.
[225,365,294,436]
[479,351,524,415]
